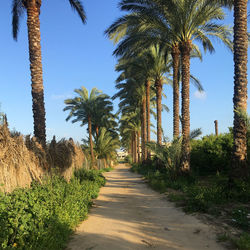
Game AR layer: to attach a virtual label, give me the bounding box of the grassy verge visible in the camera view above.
[0,168,105,250]
[131,163,250,250]
[101,167,114,172]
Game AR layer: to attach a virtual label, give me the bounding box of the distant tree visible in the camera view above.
[94,128,120,166]
[64,87,110,166]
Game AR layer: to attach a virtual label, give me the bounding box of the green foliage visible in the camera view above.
[132,162,250,213]
[184,184,226,212]
[191,133,233,175]
[233,233,250,250]
[231,207,250,230]
[0,169,105,250]
[73,168,106,187]
[125,155,133,164]
[100,167,114,172]
[145,129,202,176]
[217,233,231,243]
[168,193,186,203]
[94,128,120,161]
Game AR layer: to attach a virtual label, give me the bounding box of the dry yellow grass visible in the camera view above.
[0,118,44,192]
[48,136,85,181]
[0,118,86,192]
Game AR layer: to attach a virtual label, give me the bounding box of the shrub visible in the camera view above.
[190,133,233,175]
[0,169,105,250]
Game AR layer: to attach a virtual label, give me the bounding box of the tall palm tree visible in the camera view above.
[210,0,248,177]
[115,58,148,160]
[105,2,202,142]
[145,45,171,145]
[125,0,231,172]
[107,0,232,172]
[167,0,232,172]
[12,0,86,146]
[64,87,109,166]
[232,0,248,175]
[122,118,141,163]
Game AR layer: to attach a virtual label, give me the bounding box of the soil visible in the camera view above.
[67,164,226,250]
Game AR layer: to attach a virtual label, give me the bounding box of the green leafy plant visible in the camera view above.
[0,169,105,250]
[232,207,250,230]
[191,133,233,175]
[233,233,250,250]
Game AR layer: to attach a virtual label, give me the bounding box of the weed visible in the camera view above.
[231,207,250,230]
[233,233,250,250]
[217,233,230,242]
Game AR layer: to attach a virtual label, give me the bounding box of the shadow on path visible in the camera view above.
[67,164,225,250]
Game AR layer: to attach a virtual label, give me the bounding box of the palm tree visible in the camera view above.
[121,115,141,163]
[124,0,231,172]
[94,128,120,166]
[146,46,171,145]
[90,97,118,137]
[168,0,232,173]
[115,58,148,160]
[232,0,248,175]
[107,0,232,173]
[210,0,248,177]
[105,6,202,141]
[64,87,110,166]
[12,0,86,146]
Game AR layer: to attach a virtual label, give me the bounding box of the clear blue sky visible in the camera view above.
[0,1,249,143]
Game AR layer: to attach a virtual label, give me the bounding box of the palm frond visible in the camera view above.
[12,0,24,40]
[68,0,86,24]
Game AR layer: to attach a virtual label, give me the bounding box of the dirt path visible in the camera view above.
[67,164,225,250]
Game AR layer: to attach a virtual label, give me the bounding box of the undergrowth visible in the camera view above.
[0,168,105,250]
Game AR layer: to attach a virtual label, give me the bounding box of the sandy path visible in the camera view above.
[67,164,225,250]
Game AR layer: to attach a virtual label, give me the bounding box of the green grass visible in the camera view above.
[101,167,114,172]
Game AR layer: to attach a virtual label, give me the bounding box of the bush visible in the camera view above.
[74,168,106,187]
[190,133,233,175]
[0,169,105,250]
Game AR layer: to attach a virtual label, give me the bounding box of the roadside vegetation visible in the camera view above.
[0,168,105,250]
[130,128,250,249]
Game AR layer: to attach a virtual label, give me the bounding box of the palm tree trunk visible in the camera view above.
[133,132,136,163]
[26,0,46,147]
[171,43,180,139]
[231,0,248,177]
[142,96,147,160]
[140,108,145,161]
[130,135,133,162]
[140,111,145,161]
[96,126,99,137]
[134,131,138,163]
[180,40,192,173]
[88,116,95,166]
[155,79,163,145]
[146,80,151,159]
[137,131,141,162]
